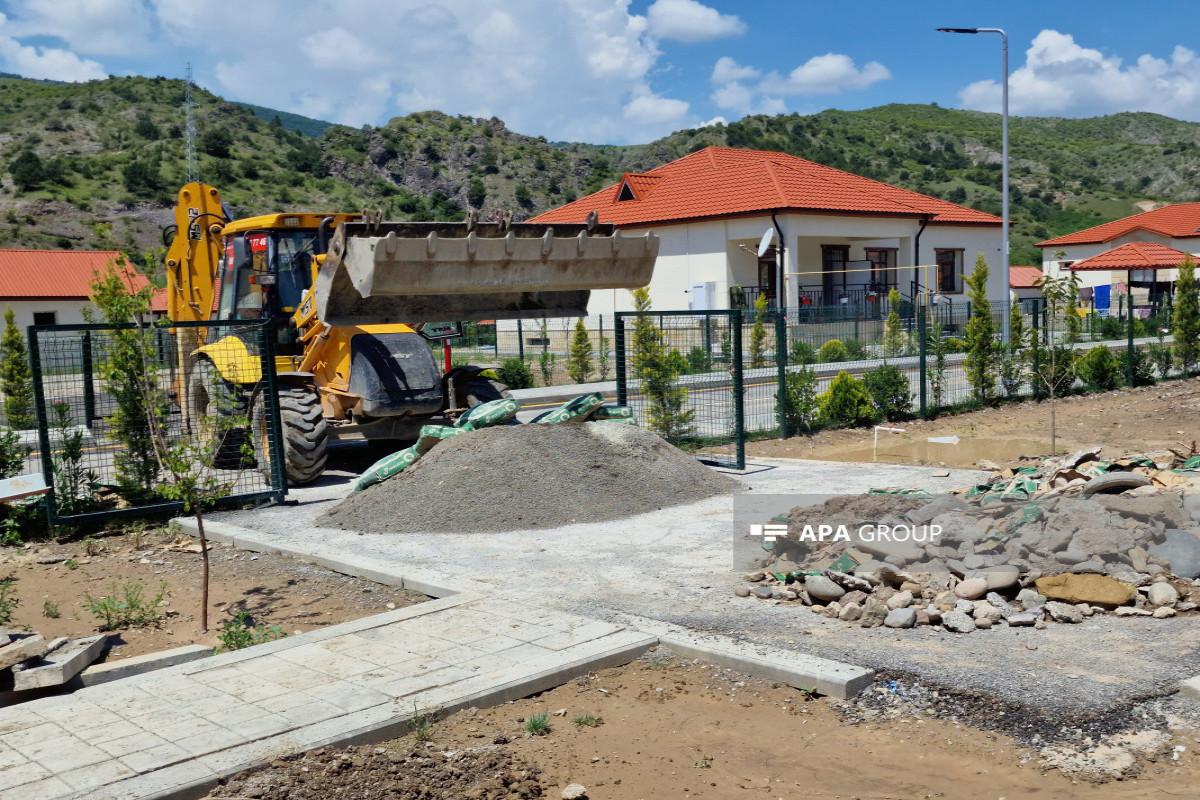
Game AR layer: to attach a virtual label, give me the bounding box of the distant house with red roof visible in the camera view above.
[1037,204,1200,313]
[0,249,149,330]
[1009,266,1044,301]
[531,147,1003,315]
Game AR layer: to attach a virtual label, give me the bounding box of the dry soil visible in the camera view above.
[204,651,1200,800]
[747,376,1200,469]
[0,525,426,660]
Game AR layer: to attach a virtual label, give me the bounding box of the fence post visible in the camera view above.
[774,310,787,439]
[259,319,288,500]
[1127,284,1136,386]
[517,318,524,362]
[81,331,96,428]
[918,303,928,419]
[27,327,56,529]
[1031,306,1043,400]
[614,314,627,407]
[731,308,745,469]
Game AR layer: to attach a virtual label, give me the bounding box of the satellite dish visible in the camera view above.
[756,228,776,257]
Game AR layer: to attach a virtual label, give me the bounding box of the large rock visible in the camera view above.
[1147,582,1179,606]
[839,602,863,622]
[804,574,846,603]
[942,609,976,633]
[984,565,1021,591]
[953,578,988,600]
[1046,601,1084,623]
[933,512,989,546]
[1035,573,1137,608]
[886,590,914,610]
[884,608,917,628]
[1148,530,1200,579]
[908,495,972,526]
[1185,495,1200,524]
[1016,588,1048,609]
[860,596,888,628]
[1006,606,1044,626]
[1094,494,1189,530]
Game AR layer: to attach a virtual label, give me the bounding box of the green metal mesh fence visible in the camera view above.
[29,319,286,527]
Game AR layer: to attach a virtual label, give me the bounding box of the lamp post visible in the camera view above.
[937,26,1009,344]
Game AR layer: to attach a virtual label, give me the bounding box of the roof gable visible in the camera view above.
[531,146,1001,227]
[1038,203,1200,248]
[0,249,147,299]
[1068,241,1193,271]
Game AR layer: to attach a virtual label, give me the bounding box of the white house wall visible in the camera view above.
[0,300,91,331]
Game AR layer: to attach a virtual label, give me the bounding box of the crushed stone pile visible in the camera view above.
[738,445,1200,634]
[320,422,740,534]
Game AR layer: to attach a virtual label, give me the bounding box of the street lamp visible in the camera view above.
[937,26,1010,343]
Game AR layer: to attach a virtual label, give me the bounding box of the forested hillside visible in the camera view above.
[0,74,1196,283]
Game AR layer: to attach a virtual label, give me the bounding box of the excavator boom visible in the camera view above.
[314,218,659,325]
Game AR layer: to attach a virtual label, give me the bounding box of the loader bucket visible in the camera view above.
[314,219,658,325]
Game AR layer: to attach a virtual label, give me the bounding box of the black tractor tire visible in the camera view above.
[188,359,249,467]
[461,376,513,407]
[255,384,328,487]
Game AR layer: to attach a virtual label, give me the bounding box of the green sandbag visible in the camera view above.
[589,404,634,420]
[534,393,604,424]
[456,398,520,428]
[590,417,638,425]
[416,424,472,455]
[354,445,421,492]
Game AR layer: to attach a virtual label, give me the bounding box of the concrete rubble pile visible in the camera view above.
[738,445,1200,634]
[0,628,106,691]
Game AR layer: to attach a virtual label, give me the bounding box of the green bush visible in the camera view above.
[777,367,820,435]
[217,610,286,652]
[685,346,713,373]
[843,339,870,360]
[863,365,913,421]
[496,358,534,389]
[818,339,848,362]
[1117,347,1155,387]
[1077,346,1122,392]
[1149,342,1174,379]
[818,371,877,428]
[665,348,689,375]
[788,340,817,365]
[84,581,167,631]
[943,337,967,354]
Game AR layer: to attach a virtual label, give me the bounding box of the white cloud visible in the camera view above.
[0,13,106,81]
[711,56,759,84]
[760,53,891,95]
[699,115,726,127]
[2,0,154,57]
[959,30,1200,118]
[0,0,735,142]
[710,52,888,116]
[646,0,744,43]
[624,87,690,125]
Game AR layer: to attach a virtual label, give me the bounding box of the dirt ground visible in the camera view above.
[0,524,426,660]
[206,651,1200,800]
[747,376,1200,469]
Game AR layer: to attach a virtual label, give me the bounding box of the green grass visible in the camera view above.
[84,581,167,631]
[572,713,604,728]
[522,712,551,736]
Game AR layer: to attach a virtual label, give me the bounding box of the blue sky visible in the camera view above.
[2,0,1200,144]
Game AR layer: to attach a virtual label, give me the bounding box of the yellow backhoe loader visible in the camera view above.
[163,182,658,486]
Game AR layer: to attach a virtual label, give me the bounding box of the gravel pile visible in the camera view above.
[320,422,740,534]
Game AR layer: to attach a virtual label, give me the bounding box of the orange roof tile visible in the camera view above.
[1009,266,1043,288]
[531,147,1001,228]
[0,249,148,299]
[1068,242,1193,271]
[1038,203,1200,247]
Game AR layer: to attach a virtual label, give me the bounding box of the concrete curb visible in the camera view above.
[172,518,486,598]
[616,614,875,699]
[78,645,214,687]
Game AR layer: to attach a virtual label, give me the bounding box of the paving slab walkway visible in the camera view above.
[0,594,655,800]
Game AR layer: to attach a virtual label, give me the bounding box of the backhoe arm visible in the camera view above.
[164,182,228,323]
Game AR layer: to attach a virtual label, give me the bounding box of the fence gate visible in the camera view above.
[615,310,745,469]
[29,319,287,527]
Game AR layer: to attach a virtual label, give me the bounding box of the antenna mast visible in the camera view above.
[183,63,198,183]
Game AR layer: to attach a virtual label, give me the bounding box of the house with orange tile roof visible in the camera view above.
[530,147,1004,315]
[1037,204,1200,313]
[0,249,149,330]
[1009,265,1044,301]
